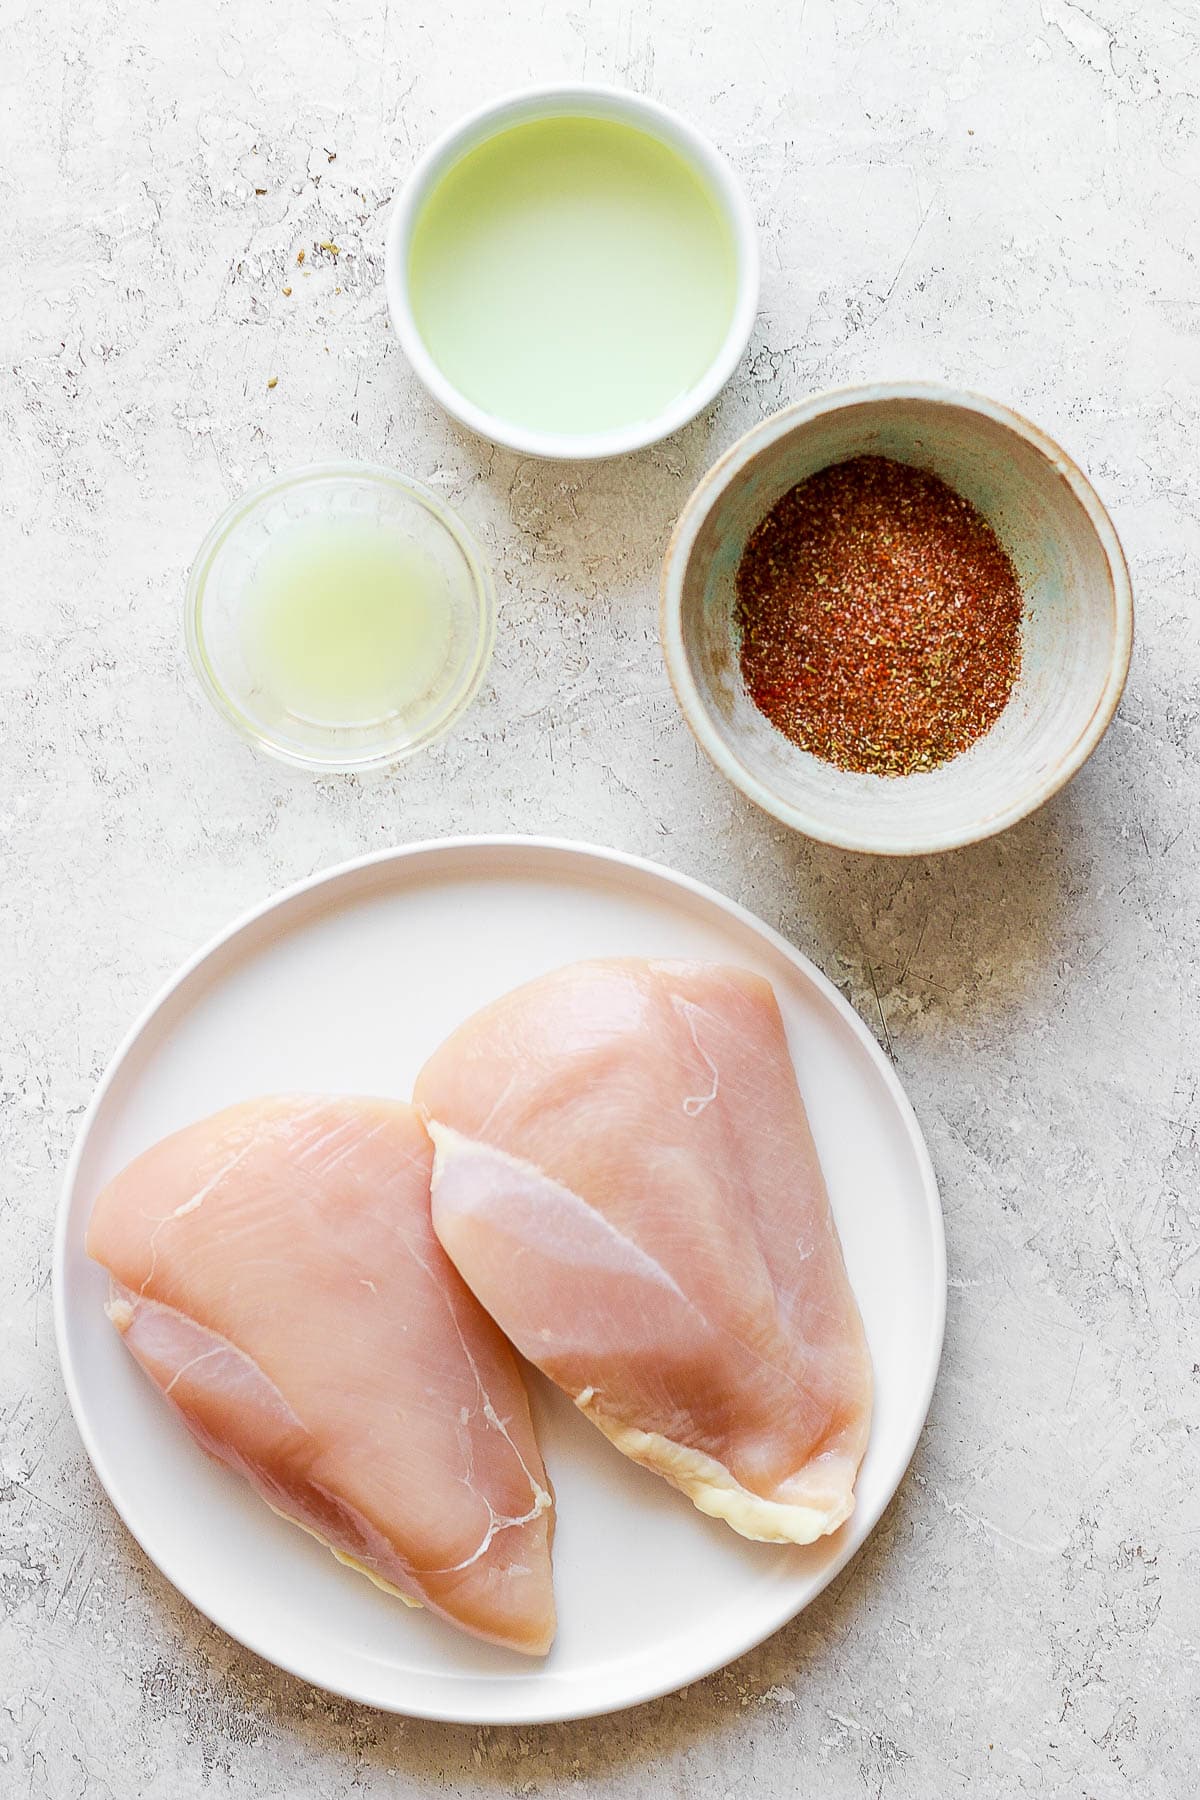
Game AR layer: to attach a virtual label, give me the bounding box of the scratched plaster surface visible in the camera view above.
[2,0,1198,1793]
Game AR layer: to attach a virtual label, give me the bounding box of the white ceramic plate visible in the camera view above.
[55,837,945,1724]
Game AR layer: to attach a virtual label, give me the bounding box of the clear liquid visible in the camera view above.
[240,516,453,728]
[407,115,738,437]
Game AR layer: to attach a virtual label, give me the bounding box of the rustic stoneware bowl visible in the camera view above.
[660,383,1133,855]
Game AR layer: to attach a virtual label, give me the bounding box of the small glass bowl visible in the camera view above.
[185,463,495,772]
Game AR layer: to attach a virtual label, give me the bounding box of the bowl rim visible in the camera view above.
[185,460,496,773]
[660,380,1135,856]
[384,82,760,462]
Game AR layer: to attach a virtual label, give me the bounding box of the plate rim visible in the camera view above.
[53,833,946,1724]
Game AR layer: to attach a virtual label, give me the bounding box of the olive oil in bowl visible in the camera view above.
[398,102,749,453]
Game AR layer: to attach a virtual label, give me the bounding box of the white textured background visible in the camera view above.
[2,0,1198,1793]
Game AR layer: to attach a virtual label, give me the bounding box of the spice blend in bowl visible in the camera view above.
[735,456,1023,777]
[660,385,1134,855]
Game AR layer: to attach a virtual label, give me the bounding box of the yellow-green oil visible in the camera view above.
[407,115,738,437]
[240,516,452,727]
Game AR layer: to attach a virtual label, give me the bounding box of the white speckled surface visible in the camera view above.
[2,0,1198,1792]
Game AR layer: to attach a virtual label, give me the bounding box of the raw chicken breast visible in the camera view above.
[416,960,872,1546]
[86,1096,555,1655]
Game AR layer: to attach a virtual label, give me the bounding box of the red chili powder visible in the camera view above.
[735,455,1023,777]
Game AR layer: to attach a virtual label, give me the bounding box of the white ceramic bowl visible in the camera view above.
[661,384,1134,855]
[385,85,759,461]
